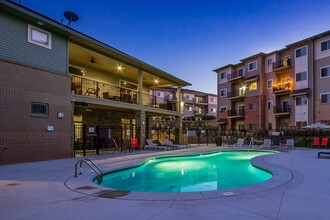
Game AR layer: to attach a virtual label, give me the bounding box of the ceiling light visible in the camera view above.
[116,65,123,71]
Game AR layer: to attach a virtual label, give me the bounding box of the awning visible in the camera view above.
[244,75,259,83]
[217,118,228,125]
[290,88,310,97]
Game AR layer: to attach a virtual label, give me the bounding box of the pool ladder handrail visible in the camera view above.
[74,158,103,184]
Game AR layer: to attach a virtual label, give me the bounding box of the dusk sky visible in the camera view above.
[17,0,330,94]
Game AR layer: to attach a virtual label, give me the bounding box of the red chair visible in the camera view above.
[311,137,320,148]
[320,138,328,148]
[111,138,127,153]
[130,138,139,151]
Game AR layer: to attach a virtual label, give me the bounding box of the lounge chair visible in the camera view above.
[280,139,294,149]
[311,137,320,148]
[165,139,187,149]
[145,139,169,151]
[233,138,245,147]
[272,139,280,148]
[320,138,328,148]
[154,140,175,150]
[260,139,272,148]
[318,151,330,158]
[111,138,127,153]
[170,139,191,148]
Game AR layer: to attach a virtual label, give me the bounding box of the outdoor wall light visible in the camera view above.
[57,112,64,119]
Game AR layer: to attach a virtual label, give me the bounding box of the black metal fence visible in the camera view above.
[73,125,330,157]
[73,125,140,157]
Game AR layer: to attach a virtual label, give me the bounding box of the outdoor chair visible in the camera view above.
[281,139,294,149]
[145,139,169,151]
[154,140,175,150]
[260,139,272,148]
[165,139,187,149]
[170,139,191,148]
[320,138,328,148]
[233,138,245,147]
[311,137,320,148]
[272,139,280,148]
[111,138,127,153]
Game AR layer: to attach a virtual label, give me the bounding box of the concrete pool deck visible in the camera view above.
[1,146,330,219]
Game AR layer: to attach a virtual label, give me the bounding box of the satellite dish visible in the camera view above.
[64,11,79,27]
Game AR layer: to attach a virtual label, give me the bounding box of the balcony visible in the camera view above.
[195,98,208,105]
[227,109,245,118]
[273,105,290,116]
[273,58,290,72]
[71,75,177,111]
[272,80,292,95]
[227,70,246,82]
[227,89,246,100]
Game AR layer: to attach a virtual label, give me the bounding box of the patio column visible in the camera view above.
[176,86,183,144]
[138,69,143,106]
[135,110,146,149]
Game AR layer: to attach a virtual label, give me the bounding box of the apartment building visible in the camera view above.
[214,30,330,131]
[151,87,217,118]
[0,1,190,164]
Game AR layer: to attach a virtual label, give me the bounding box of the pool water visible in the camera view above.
[97,151,274,192]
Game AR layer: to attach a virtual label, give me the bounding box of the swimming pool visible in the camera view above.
[96,151,275,192]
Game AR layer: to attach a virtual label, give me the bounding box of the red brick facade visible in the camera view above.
[0,60,72,164]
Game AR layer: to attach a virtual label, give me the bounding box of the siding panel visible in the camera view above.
[0,11,67,74]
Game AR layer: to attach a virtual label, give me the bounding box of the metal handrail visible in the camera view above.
[74,158,103,184]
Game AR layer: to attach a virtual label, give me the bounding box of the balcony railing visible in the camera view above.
[273,80,292,93]
[227,90,246,99]
[227,70,246,81]
[71,75,177,111]
[273,58,290,70]
[195,98,208,104]
[227,109,245,117]
[143,93,177,111]
[273,105,290,114]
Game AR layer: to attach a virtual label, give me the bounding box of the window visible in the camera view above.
[296,71,307,82]
[211,108,216,113]
[268,123,273,130]
[186,106,193,111]
[220,72,227,79]
[249,82,257,91]
[220,106,227,113]
[69,65,84,76]
[249,103,257,110]
[296,47,307,58]
[321,66,330,78]
[238,124,245,131]
[157,92,161,97]
[248,61,257,71]
[249,124,257,130]
[296,96,308,106]
[267,101,273,109]
[267,59,273,67]
[296,121,307,129]
[321,40,330,51]
[185,95,190,100]
[28,24,51,49]
[211,98,215,102]
[31,102,48,115]
[220,89,227,97]
[267,80,273,89]
[321,93,330,103]
[238,68,246,77]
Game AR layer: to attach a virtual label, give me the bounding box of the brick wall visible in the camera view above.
[0,60,72,164]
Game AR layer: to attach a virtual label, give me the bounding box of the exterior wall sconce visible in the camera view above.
[57,112,64,119]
